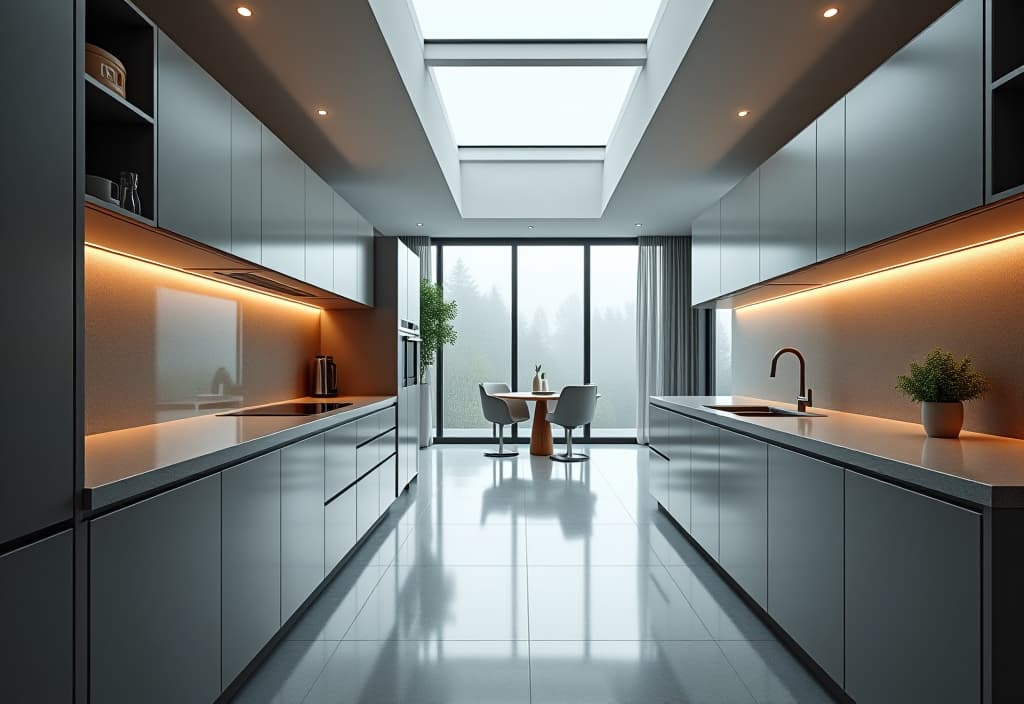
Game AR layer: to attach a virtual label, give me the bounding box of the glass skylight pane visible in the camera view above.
[432,66,638,146]
[410,0,664,40]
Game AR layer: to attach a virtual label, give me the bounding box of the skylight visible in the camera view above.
[409,0,664,40]
[432,66,638,146]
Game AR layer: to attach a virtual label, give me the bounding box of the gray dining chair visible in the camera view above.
[479,383,530,458]
[546,384,598,462]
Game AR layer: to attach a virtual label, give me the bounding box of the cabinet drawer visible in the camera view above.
[325,488,357,572]
[356,469,380,538]
[325,420,359,499]
[379,454,396,515]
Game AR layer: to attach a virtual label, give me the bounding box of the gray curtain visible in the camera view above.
[402,236,432,444]
[636,236,714,443]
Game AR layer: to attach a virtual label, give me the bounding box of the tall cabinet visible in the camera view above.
[0,3,76,701]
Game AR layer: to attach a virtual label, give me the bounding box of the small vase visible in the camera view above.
[541,378,549,392]
[532,374,542,392]
[921,401,964,439]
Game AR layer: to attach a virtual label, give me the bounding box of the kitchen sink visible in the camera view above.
[703,404,826,418]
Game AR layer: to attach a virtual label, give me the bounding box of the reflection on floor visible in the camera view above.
[232,445,838,704]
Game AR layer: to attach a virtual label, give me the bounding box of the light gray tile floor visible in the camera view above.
[231,445,839,704]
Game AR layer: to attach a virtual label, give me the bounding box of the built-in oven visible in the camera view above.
[400,324,420,388]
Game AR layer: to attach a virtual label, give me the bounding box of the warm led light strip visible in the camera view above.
[84,243,324,313]
[736,229,1024,311]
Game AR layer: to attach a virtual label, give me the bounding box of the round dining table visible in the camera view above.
[493,389,599,456]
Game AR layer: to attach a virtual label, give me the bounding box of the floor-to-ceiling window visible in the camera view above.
[439,245,513,437]
[435,240,638,442]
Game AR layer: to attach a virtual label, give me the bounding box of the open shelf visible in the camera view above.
[991,71,1024,196]
[84,194,155,227]
[992,0,1024,84]
[85,0,156,221]
[85,74,153,125]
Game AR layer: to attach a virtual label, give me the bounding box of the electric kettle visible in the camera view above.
[311,355,338,397]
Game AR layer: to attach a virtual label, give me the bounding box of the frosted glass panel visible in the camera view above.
[432,66,638,146]
[410,0,664,39]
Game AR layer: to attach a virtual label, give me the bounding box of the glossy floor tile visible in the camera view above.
[232,445,838,704]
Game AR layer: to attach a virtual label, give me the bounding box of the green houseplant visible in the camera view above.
[896,347,988,438]
[418,278,457,447]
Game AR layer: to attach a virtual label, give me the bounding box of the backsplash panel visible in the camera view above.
[732,234,1024,439]
[86,246,321,434]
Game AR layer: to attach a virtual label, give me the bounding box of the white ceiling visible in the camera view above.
[135,0,958,238]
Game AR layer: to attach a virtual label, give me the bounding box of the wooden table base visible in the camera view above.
[530,399,553,456]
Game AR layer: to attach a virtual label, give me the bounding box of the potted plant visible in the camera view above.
[419,278,457,447]
[895,347,988,438]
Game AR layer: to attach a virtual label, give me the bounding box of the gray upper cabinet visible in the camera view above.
[261,126,306,280]
[718,429,767,608]
[689,419,720,559]
[231,98,262,262]
[305,167,334,291]
[691,201,721,305]
[845,0,983,251]
[157,31,231,251]
[356,215,375,305]
[398,238,409,325]
[816,99,845,261]
[91,474,222,704]
[333,192,358,300]
[767,447,844,685]
[0,0,74,545]
[845,470,980,704]
[281,434,326,620]
[222,452,281,688]
[720,170,760,293]
[0,531,72,704]
[667,412,691,530]
[759,124,816,280]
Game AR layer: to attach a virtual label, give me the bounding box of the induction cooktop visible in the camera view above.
[220,402,352,417]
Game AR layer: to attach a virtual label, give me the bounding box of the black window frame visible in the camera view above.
[432,237,639,445]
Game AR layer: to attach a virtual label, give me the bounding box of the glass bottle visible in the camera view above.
[119,171,141,215]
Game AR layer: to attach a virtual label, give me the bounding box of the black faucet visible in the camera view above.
[770,347,813,413]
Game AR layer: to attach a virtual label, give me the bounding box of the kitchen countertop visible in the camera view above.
[85,395,396,511]
[651,395,1024,509]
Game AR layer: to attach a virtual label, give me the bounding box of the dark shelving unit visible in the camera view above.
[990,72,1024,198]
[990,0,1024,83]
[84,0,156,221]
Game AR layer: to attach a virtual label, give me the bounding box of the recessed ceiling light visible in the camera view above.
[236,6,253,17]
[528,225,535,230]
[737,109,750,118]
[316,108,328,117]
[823,7,839,18]
[634,223,643,228]
[416,223,424,227]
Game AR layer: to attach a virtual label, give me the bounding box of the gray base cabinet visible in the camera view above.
[282,435,326,620]
[845,0,983,251]
[157,31,231,251]
[326,419,359,499]
[325,487,358,571]
[0,531,72,704]
[668,413,691,530]
[91,474,222,704]
[689,419,720,559]
[398,385,419,492]
[718,429,767,608]
[845,470,981,704]
[358,467,381,538]
[222,452,282,688]
[767,447,844,685]
[649,405,672,508]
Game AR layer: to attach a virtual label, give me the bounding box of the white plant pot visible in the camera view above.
[541,378,549,392]
[532,374,542,392]
[921,401,964,439]
[419,379,432,448]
